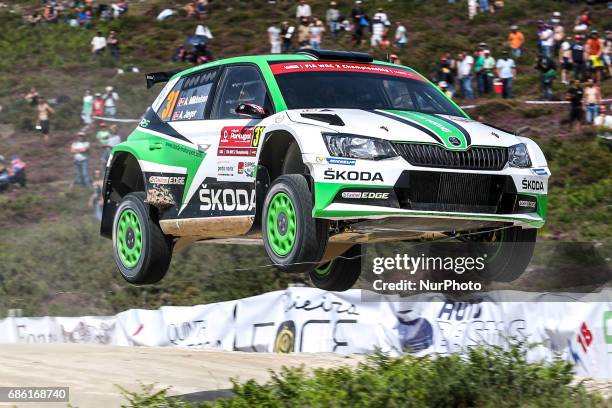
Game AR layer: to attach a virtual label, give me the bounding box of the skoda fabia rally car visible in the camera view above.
[100,50,549,291]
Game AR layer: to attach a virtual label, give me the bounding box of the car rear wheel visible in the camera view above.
[112,192,173,284]
[309,245,362,291]
[262,175,328,273]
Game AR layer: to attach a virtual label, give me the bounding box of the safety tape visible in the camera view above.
[92,116,140,123]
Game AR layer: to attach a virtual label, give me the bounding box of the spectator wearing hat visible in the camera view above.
[436,55,455,96]
[107,31,120,62]
[496,51,516,99]
[394,21,408,49]
[571,34,587,81]
[70,132,91,188]
[103,86,119,117]
[508,25,524,58]
[552,12,564,56]
[536,54,556,101]
[326,2,341,41]
[351,1,368,46]
[585,30,604,83]
[370,10,387,48]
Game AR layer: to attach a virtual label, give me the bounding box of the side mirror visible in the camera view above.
[235,103,269,119]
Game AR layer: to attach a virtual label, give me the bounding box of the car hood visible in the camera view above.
[285,108,521,149]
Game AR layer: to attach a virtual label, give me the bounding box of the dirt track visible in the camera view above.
[0,344,361,407]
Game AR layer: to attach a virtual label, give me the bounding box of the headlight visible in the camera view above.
[508,143,532,168]
[323,133,397,160]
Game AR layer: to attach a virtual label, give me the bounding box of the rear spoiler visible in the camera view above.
[145,70,181,89]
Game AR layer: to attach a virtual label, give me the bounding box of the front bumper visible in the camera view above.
[307,155,548,230]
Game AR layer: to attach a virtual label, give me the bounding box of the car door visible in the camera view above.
[172,64,273,221]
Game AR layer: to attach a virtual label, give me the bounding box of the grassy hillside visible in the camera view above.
[0,0,610,315]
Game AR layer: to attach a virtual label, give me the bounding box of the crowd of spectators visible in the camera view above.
[25,0,127,28]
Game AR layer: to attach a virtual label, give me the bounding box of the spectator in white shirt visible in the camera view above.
[394,21,407,48]
[91,31,107,56]
[296,0,312,20]
[458,51,474,99]
[372,7,390,26]
[268,22,282,54]
[539,24,554,59]
[495,51,516,98]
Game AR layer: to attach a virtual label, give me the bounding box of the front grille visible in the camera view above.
[393,143,508,171]
[394,171,516,214]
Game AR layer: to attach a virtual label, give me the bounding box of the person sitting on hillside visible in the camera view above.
[594,104,612,129]
[25,12,42,25]
[111,0,128,18]
[184,1,196,18]
[43,5,59,23]
[8,155,26,189]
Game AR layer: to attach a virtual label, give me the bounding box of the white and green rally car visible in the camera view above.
[101,50,549,291]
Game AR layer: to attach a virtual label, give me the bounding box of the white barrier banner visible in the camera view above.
[0,288,610,378]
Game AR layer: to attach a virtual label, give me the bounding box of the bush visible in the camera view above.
[119,344,606,408]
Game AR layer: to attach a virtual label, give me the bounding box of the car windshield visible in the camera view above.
[271,62,463,117]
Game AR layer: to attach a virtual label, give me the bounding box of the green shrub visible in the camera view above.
[119,344,606,408]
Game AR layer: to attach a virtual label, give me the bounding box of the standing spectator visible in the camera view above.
[112,0,128,18]
[559,36,573,85]
[280,21,294,53]
[458,51,474,100]
[536,54,556,101]
[552,13,564,57]
[566,79,584,132]
[268,22,282,54]
[103,87,119,117]
[91,31,107,57]
[496,51,516,99]
[96,122,110,145]
[36,97,54,142]
[394,21,407,49]
[479,0,489,14]
[71,132,91,188]
[594,104,612,129]
[326,2,340,41]
[436,56,455,96]
[196,0,208,18]
[508,25,524,58]
[583,79,602,124]
[297,17,310,48]
[474,48,486,95]
[93,93,104,118]
[351,1,368,46]
[309,19,325,50]
[107,31,120,62]
[604,31,612,79]
[24,87,39,106]
[370,13,386,48]
[482,50,496,94]
[101,125,122,165]
[372,7,390,26]
[296,0,311,20]
[571,34,587,81]
[574,9,591,34]
[539,24,554,59]
[89,169,104,220]
[468,0,477,20]
[585,30,604,83]
[82,90,93,127]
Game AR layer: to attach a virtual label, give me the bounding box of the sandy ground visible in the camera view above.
[0,344,361,408]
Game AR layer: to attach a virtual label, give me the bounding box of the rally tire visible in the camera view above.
[262,175,328,273]
[112,192,173,284]
[309,245,362,291]
[479,226,537,282]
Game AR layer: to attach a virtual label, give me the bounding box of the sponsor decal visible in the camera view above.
[518,199,536,209]
[270,61,425,81]
[521,178,545,192]
[217,126,263,157]
[273,321,296,353]
[237,161,257,177]
[148,175,186,185]
[532,168,548,176]
[341,191,390,200]
[324,169,384,182]
[577,322,593,353]
[604,311,612,345]
[317,156,356,166]
[491,132,500,138]
[199,184,256,212]
[217,161,236,178]
[172,109,197,121]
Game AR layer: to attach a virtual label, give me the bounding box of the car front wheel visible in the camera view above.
[262,175,328,273]
[112,192,173,284]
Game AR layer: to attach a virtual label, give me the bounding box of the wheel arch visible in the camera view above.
[100,150,146,238]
